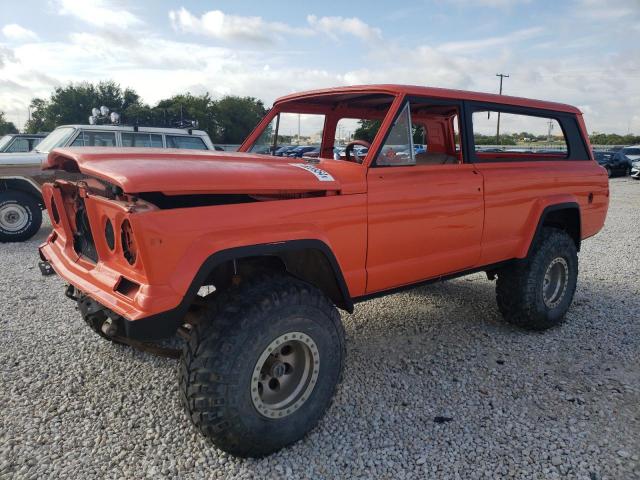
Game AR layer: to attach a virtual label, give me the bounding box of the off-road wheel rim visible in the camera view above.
[0,203,29,233]
[251,331,320,419]
[543,257,569,309]
[606,166,612,178]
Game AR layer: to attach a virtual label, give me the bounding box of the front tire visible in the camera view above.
[605,166,612,178]
[0,191,42,242]
[496,227,578,330]
[179,274,345,457]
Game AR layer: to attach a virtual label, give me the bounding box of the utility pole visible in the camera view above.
[547,119,554,143]
[495,73,509,144]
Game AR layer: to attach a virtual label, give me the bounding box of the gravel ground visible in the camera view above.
[1,178,639,480]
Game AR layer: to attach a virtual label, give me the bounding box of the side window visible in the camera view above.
[6,138,30,152]
[70,132,84,146]
[166,135,207,150]
[71,131,117,147]
[376,104,414,166]
[472,110,568,161]
[122,132,164,148]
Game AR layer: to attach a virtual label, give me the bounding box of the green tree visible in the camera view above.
[589,132,640,145]
[211,96,267,144]
[25,81,142,133]
[354,119,381,143]
[0,112,18,135]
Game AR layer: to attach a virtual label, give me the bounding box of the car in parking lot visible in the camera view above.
[0,133,47,153]
[593,149,630,177]
[631,159,640,180]
[286,145,318,157]
[38,84,608,458]
[0,124,216,242]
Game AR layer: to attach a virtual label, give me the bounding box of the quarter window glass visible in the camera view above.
[122,132,163,148]
[166,135,207,150]
[472,111,567,159]
[376,104,414,166]
[71,131,117,147]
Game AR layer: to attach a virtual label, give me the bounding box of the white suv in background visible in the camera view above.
[0,124,219,242]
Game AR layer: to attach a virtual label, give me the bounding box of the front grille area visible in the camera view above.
[73,199,98,262]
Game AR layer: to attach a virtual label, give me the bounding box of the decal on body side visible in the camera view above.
[289,163,335,182]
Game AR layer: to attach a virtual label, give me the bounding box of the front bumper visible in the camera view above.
[39,236,185,340]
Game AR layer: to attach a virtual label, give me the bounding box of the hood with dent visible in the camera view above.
[44,147,365,195]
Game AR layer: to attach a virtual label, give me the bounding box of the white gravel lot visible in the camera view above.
[1,178,639,480]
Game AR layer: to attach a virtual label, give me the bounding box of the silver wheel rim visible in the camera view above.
[0,203,29,232]
[543,257,569,309]
[251,331,319,419]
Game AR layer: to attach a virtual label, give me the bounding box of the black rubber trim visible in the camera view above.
[526,202,581,256]
[121,239,353,341]
[353,260,514,303]
[465,101,590,162]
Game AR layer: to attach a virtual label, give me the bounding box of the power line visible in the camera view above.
[495,73,509,143]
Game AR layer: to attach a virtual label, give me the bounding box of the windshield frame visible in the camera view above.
[35,127,77,153]
[239,92,400,166]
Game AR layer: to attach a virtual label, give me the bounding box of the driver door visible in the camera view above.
[365,102,485,293]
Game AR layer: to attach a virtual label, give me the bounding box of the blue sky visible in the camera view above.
[1,0,639,133]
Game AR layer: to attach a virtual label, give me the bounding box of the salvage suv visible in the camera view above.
[38,85,609,457]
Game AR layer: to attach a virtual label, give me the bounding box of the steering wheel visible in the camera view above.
[344,140,371,163]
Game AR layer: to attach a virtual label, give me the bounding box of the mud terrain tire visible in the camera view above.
[0,191,42,243]
[179,274,345,457]
[496,227,578,330]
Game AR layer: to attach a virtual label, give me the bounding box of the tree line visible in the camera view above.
[1,82,638,146]
[1,81,267,144]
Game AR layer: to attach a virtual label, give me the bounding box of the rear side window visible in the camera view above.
[122,132,163,148]
[6,138,30,152]
[472,110,567,161]
[166,135,207,150]
[71,131,117,147]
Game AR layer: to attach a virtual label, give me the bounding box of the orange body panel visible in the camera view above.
[38,85,609,327]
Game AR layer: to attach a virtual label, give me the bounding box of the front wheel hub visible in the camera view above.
[251,332,319,419]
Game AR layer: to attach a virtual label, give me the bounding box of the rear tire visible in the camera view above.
[179,274,345,457]
[496,227,578,330]
[605,166,612,178]
[0,191,42,242]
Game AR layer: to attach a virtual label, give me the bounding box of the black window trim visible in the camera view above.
[465,101,589,163]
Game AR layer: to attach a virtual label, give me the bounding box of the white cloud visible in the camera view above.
[2,24,39,42]
[169,8,313,43]
[306,15,382,42]
[168,8,382,44]
[56,0,142,29]
[438,27,543,53]
[0,2,638,135]
[444,0,532,6]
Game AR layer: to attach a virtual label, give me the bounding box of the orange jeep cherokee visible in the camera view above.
[38,85,609,457]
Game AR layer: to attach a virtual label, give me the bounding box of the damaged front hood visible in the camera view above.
[44,147,365,195]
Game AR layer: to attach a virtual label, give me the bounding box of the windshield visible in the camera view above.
[0,135,13,151]
[244,92,395,159]
[35,127,76,153]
